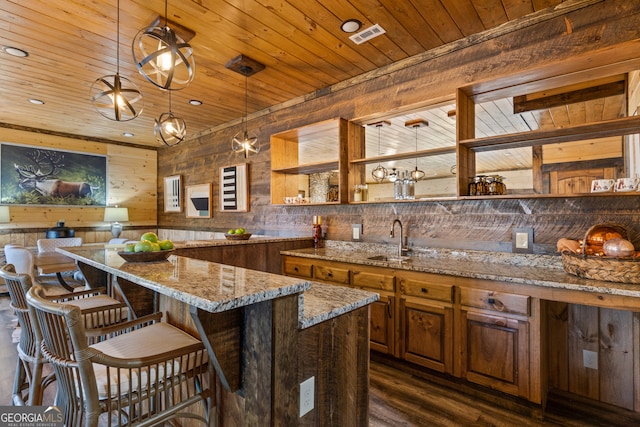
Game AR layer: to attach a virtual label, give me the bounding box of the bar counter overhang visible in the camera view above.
[58,245,379,426]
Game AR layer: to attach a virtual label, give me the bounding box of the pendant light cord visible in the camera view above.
[243,73,248,133]
[116,0,120,74]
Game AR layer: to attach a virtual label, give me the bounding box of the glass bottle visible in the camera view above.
[394,172,403,200]
[405,172,415,200]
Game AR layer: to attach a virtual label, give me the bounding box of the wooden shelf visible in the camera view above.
[459,115,640,152]
[272,161,339,175]
[350,146,456,165]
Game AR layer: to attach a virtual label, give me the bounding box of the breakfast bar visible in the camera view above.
[57,245,379,426]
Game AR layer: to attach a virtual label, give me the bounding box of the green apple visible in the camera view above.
[134,241,153,253]
[140,232,159,243]
[124,243,136,253]
[159,239,174,250]
[235,228,245,235]
[227,229,235,235]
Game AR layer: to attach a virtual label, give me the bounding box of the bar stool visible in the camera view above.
[27,284,213,427]
[0,264,129,406]
[37,237,85,285]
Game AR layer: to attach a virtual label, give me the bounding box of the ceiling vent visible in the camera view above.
[349,24,386,45]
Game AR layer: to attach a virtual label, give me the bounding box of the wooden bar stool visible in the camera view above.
[0,264,129,406]
[27,284,213,427]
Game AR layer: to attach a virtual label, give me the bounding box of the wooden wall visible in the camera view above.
[157,0,640,255]
[0,128,157,244]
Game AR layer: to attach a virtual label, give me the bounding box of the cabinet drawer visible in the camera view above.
[352,270,395,292]
[459,287,530,316]
[398,278,454,303]
[314,265,350,285]
[283,259,313,278]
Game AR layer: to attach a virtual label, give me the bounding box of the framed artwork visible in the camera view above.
[185,183,212,218]
[219,163,249,212]
[0,143,107,206]
[163,175,182,212]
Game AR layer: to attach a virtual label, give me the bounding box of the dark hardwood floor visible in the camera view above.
[2,295,640,425]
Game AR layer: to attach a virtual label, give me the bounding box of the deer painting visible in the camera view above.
[14,149,93,198]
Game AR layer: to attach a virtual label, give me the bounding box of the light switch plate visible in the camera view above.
[352,224,363,241]
[512,227,533,253]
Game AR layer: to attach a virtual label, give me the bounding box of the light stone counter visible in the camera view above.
[58,245,378,329]
[281,243,640,298]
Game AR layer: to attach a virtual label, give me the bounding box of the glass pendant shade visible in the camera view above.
[91,73,143,121]
[411,167,425,181]
[155,111,186,146]
[232,130,260,158]
[388,168,398,182]
[408,120,426,182]
[132,25,195,90]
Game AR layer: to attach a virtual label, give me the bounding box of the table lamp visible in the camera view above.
[104,206,128,238]
[0,206,10,223]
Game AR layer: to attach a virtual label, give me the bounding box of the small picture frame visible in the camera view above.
[185,183,212,218]
[163,175,182,212]
[219,163,249,212]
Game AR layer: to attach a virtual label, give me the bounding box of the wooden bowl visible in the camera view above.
[224,233,252,240]
[117,249,175,262]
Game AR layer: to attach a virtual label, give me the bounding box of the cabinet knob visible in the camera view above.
[294,267,299,272]
[327,272,333,277]
[421,287,428,293]
[488,297,495,304]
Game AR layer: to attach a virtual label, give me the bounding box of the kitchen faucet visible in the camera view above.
[390,219,409,257]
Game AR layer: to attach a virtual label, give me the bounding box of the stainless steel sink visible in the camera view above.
[366,255,411,263]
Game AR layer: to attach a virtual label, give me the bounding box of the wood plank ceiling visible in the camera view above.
[0,0,569,151]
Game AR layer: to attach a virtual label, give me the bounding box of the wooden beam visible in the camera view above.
[513,80,626,113]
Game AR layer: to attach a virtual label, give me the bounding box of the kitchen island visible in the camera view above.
[58,245,379,426]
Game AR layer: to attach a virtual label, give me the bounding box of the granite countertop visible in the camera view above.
[281,242,640,298]
[172,235,312,248]
[58,245,377,329]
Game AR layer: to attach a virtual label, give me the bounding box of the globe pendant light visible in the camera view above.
[91,0,143,121]
[406,119,427,181]
[132,0,195,90]
[370,121,389,182]
[155,91,186,146]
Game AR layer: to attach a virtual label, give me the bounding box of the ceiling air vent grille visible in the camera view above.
[349,24,386,45]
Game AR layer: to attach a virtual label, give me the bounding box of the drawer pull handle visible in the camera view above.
[488,297,495,304]
[327,272,333,277]
[294,267,299,272]
[421,287,428,293]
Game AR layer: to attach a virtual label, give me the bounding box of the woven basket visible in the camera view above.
[561,223,640,284]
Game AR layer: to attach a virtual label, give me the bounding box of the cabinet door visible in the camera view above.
[459,309,530,399]
[369,292,395,355]
[400,297,453,374]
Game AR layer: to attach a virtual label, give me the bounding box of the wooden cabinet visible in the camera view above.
[456,286,532,399]
[397,272,454,374]
[280,255,542,403]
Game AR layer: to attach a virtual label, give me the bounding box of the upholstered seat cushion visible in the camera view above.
[69,295,128,328]
[90,322,205,400]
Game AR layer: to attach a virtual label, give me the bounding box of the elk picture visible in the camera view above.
[1,145,105,206]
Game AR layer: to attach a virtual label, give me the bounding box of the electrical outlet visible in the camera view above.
[583,349,598,370]
[299,376,314,417]
[352,224,363,241]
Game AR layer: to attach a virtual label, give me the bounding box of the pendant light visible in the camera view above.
[388,168,398,182]
[406,119,427,181]
[370,121,389,182]
[225,55,265,158]
[91,0,143,121]
[132,0,195,90]
[155,91,186,146]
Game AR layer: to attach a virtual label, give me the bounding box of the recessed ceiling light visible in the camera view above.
[188,99,203,106]
[2,46,29,57]
[122,132,134,137]
[28,98,45,105]
[341,19,362,33]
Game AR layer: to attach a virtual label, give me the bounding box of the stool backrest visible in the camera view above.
[37,237,83,253]
[4,245,36,282]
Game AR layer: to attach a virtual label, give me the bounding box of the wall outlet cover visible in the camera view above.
[512,227,533,253]
[300,376,315,417]
[352,224,363,241]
